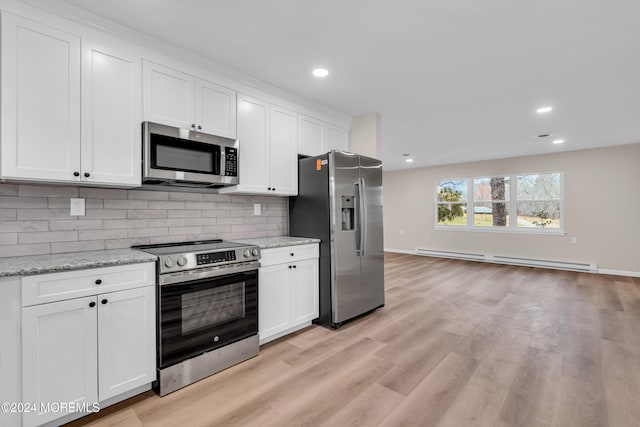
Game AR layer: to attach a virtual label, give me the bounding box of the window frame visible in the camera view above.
[433,170,565,235]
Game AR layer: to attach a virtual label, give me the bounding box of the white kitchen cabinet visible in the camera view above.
[259,244,319,345]
[324,124,350,153]
[20,263,155,427]
[298,113,349,156]
[0,12,142,187]
[143,60,236,139]
[220,94,297,196]
[81,38,142,186]
[0,12,81,183]
[98,286,156,401]
[22,296,98,427]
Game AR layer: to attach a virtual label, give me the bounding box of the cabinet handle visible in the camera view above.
[89,301,96,308]
[293,265,297,269]
[268,187,272,191]
[288,265,292,269]
[101,299,108,305]
[290,253,294,256]
[73,171,80,177]
[272,188,276,191]
[197,125,202,130]
[191,124,196,129]
[95,279,102,285]
[84,172,90,178]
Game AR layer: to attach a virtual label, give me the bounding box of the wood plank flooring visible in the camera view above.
[68,253,640,427]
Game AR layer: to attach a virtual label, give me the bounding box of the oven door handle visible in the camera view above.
[159,261,260,286]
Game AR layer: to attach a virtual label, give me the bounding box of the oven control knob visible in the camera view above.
[177,256,187,266]
[243,249,251,258]
[251,248,259,257]
[164,258,174,268]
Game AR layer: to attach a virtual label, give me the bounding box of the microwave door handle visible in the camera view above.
[219,147,225,177]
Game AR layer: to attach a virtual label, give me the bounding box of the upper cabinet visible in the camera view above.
[142,60,237,139]
[219,94,297,196]
[298,113,349,156]
[0,12,142,187]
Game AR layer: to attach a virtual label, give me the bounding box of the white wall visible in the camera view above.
[383,143,640,274]
[350,112,381,158]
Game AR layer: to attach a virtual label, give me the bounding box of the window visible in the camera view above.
[434,171,563,233]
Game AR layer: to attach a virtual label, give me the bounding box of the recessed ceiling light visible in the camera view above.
[536,106,553,114]
[552,139,565,144]
[312,68,329,77]
[405,158,414,163]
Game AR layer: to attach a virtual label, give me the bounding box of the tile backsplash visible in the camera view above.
[0,183,288,257]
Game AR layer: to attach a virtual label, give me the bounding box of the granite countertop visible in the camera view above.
[231,236,320,249]
[0,249,158,278]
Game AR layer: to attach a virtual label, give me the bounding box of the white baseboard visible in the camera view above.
[384,248,640,278]
[597,268,640,278]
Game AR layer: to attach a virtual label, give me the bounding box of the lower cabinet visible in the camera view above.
[259,244,319,345]
[20,264,155,427]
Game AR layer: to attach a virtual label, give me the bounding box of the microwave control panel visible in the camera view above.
[224,148,238,177]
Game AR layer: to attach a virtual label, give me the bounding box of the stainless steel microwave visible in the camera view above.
[142,121,239,188]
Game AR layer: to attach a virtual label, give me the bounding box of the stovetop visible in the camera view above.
[132,239,261,274]
[133,239,251,255]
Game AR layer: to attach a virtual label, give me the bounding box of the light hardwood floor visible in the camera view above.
[68,253,640,427]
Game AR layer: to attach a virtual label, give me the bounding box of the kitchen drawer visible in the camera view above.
[260,244,319,267]
[21,262,155,307]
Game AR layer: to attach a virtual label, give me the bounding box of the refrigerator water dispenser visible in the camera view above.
[341,196,355,230]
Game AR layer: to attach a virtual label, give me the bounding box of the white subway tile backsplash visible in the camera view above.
[0,243,50,257]
[79,187,128,199]
[0,233,18,245]
[19,231,78,244]
[79,229,127,241]
[128,190,168,200]
[0,184,288,257]
[50,240,104,254]
[20,185,78,198]
[49,219,104,231]
[128,227,169,238]
[0,209,17,220]
[0,184,19,196]
[0,220,49,232]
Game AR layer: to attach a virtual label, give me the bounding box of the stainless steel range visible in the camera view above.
[133,239,260,396]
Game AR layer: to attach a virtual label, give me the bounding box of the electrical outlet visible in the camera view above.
[571,236,577,244]
[70,198,85,216]
[254,203,261,216]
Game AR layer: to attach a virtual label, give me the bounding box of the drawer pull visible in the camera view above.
[89,301,96,308]
[293,265,297,268]
[101,299,108,305]
[95,279,102,285]
[288,265,292,269]
[290,253,294,256]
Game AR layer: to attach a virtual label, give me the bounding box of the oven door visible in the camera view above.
[158,265,258,368]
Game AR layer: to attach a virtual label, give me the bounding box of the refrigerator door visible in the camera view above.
[359,156,385,312]
[330,151,363,323]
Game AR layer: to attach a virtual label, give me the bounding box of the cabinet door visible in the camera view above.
[269,105,298,195]
[290,258,319,325]
[142,60,194,129]
[98,286,155,401]
[1,12,81,183]
[235,94,270,194]
[195,78,237,139]
[81,39,142,186]
[259,264,290,344]
[22,297,98,427]
[297,114,323,156]
[324,125,349,153]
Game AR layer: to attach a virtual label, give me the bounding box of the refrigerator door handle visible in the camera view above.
[357,177,367,257]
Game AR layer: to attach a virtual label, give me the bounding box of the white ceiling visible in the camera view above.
[54,0,640,170]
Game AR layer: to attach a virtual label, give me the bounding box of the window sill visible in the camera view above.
[433,225,566,236]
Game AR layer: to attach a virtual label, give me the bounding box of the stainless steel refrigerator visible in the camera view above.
[289,150,384,328]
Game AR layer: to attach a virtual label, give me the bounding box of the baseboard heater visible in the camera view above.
[414,248,597,272]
